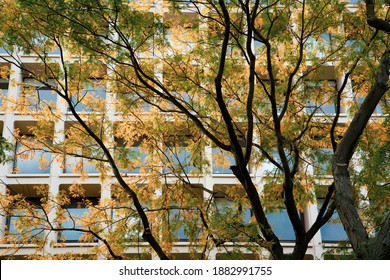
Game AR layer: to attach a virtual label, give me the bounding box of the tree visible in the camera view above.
[0,136,13,164]
[0,0,388,260]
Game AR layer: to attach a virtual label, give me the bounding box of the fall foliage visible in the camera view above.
[0,0,389,260]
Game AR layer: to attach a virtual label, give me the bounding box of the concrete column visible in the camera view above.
[304,203,324,260]
[43,181,60,256]
[50,120,65,178]
[0,64,21,239]
[336,76,353,117]
[0,182,7,239]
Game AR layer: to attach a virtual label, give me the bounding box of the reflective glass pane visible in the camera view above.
[71,85,106,112]
[64,156,97,174]
[0,80,8,107]
[60,208,90,242]
[313,148,333,176]
[116,143,148,174]
[23,79,57,110]
[212,148,234,174]
[164,146,195,174]
[354,94,386,115]
[318,200,348,242]
[266,209,295,241]
[112,208,141,241]
[8,209,45,241]
[305,81,337,115]
[169,209,187,241]
[14,142,51,174]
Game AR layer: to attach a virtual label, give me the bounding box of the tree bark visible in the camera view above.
[333,47,390,259]
[372,212,390,259]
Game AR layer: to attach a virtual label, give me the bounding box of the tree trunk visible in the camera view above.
[333,47,390,259]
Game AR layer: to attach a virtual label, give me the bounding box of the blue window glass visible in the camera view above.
[70,83,106,112]
[168,186,203,241]
[346,39,363,53]
[30,35,61,55]
[116,138,148,174]
[7,208,45,241]
[313,148,333,176]
[262,150,281,174]
[31,88,57,111]
[126,146,147,174]
[169,208,187,241]
[266,209,295,241]
[23,79,57,111]
[212,148,234,174]
[59,208,92,242]
[164,146,195,174]
[318,199,348,242]
[262,149,294,174]
[0,79,8,107]
[112,208,142,241]
[305,81,337,115]
[253,38,264,56]
[306,33,332,58]
[168,207,201,242]
[118,92,151,112]
[14,140,51,174]
[306,100,336,115]
[353,93,387,115]
[213,198,254,241]
[47,48,61,55]
[83,160,98,173]
[64,155,98,174]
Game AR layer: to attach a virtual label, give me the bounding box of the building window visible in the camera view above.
[164,145,196,175]
[69,82,106,113]
[0,79,9,108]
[213,197,253,241]
[212,148,234,174]
[317,199,348,242]
[116,91,151,112]
[306,33,334,59]
[266,209,296,242]
[23,78,57,112]
[165,184,203,242]
[110,184,147,243]
[352,91,388,115]
[168,208,189,241]
[211,185,256,242]
[58,197,99,243]
[112,207,142,242]
[6,197,45,243]
[305,81,338,115]
[63,153,98,174]
[312,147,333,176]
[13,137,51,174]
[348,0,361,4]
[115,137,148,174]
[28,34,61,55]
[261,149,294,175]
[5,185,49,244]
[162,134,201,175]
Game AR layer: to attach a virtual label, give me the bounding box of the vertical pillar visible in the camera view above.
[336,76,353,118]
[0,64,22,239]
[304,203,324,260]
[0,182,7,240]
[43,181,60,256]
